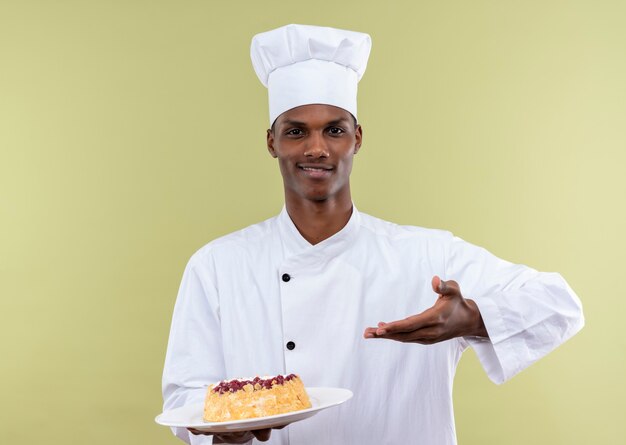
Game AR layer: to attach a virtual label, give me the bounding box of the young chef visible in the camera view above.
[162,24,584,445]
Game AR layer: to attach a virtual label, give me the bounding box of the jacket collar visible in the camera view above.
[276,204,361,266]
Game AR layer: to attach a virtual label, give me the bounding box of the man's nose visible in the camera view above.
[303,132,329,158]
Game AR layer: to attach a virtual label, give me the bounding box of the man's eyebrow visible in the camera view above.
[326,118,351,126]
[280,119,307,127]
[277,117,352,129]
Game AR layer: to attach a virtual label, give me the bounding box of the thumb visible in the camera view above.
[431,276,460,297]
[431,275,443,294]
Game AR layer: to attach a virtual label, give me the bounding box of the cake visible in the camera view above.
[203,373,312,422]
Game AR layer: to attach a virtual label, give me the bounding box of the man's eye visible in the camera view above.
[286,129,303,136]
[328,127,344,135]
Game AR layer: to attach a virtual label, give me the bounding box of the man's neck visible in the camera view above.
[285,198,353,245]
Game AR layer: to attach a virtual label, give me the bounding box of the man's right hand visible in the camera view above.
[188,425,286,443]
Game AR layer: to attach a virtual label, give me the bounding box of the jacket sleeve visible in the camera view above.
[445,234,584,384]
[162,252,226,444]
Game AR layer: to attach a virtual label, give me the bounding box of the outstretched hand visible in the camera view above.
[364,276,488,344]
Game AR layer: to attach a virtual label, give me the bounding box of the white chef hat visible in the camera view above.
[250,24,372,126]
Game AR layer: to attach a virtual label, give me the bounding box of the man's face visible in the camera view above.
[267,104,362,204]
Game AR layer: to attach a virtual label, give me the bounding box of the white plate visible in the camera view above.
[155,387,352,433]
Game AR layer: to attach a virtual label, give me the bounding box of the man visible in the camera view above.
[162,24,584,445]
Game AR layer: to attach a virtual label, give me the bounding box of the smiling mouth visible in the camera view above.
[300,166,331,172]
[298,164,333,178]
[298,164,333,171]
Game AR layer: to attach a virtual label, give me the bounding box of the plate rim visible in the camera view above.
[155,386,353,430]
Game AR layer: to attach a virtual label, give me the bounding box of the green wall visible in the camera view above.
[1,1,624,444]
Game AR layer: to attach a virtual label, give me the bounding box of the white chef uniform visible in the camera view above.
[162,206,584,445]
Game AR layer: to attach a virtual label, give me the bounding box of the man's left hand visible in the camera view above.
[363,276,488,344]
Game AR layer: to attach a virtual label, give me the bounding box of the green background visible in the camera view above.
[1,1,624,444]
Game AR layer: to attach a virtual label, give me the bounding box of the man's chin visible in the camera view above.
[305,194,330,203]
[285,185,348,204]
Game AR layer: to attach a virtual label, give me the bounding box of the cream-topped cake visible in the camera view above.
[203,374,311,422]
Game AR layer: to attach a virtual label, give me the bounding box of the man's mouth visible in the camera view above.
[298,164,332,171]
[300,166,330,171]
[298,164,333,177]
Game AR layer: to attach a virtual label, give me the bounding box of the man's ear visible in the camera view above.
[354,124,363,154]
[267,129,278,158]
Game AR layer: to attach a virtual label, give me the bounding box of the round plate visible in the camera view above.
[155,387,353,433]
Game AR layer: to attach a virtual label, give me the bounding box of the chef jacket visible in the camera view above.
[162,206,584,445]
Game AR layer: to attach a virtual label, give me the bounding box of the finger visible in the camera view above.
[188,428,212,436]
[363,322,391,338]
[188,428,201,435]
[364,326,378,338]
[252,428,272,441]
[214,432,254,444]
[364,326,389,338]
[373,310,437,335]
[373,325,445,344]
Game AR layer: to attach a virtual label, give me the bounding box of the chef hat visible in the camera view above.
[250,24,372,126]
